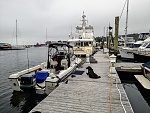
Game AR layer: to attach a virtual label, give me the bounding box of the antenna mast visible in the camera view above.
[125,0,129,46]
[16,19,18,47]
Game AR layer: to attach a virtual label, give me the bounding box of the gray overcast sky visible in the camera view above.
[0,0,150,45]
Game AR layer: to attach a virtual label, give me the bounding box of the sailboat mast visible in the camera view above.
[16,19,18,47]
[125,0,129,46]
[46,28,47,41]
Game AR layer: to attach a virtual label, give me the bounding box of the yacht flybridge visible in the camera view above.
[68,13,96,56]
[9,43,82,95]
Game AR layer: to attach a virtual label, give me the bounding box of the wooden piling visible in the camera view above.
[114,16,119,55]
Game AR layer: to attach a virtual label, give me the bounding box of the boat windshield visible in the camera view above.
[141,43,149,48]
[50,46,67,58]
[130,44,142,48]
[146,44,150,48]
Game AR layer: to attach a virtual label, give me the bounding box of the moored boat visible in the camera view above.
[134,53,150,63]
[68,13,96,56]
[134,61,150,90]
[9,43,82,95]
[0,43,12,50]
[119,35,150,60]
[133,37,150,62]
[141,61,150,81]
[68,38,96,56]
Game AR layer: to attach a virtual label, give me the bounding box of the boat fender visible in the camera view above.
[55,75,61,82]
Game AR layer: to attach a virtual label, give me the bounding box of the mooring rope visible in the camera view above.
[115,77,127,113]
[108,63,127,113]
[108,63,113,113]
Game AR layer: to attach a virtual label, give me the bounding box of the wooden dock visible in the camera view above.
[115,62,142,74]
[30,51,133,113]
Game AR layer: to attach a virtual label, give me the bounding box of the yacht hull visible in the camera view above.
[119,47,137,59]
[134,53,150,63]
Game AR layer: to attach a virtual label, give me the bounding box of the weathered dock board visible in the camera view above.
[30,51,133,113]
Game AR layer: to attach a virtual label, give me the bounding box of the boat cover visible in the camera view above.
[142,61,150,69]
[35,72,49,83]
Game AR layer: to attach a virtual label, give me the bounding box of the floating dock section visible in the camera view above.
[30,50,133,113]
[116,62,142,73]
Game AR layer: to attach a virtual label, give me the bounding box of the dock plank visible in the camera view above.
[30,50,133,113]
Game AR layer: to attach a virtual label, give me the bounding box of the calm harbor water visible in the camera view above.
[0,48,150,113]
[0,47,48,113]
[119,73,150,113]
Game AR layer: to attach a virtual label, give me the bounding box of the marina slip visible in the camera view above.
[30,50,133,113]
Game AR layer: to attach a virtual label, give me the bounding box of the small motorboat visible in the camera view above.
[9,43,82,95]
[141,61,150,81]
[68,13,97,56]
[134,61,150,90]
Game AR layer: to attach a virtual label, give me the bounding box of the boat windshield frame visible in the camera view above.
[48,43,73,58]
[141,43,149,48]
[48,43,73,48]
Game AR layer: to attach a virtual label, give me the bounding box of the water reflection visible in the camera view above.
[10,91,46,113]
[134,81,150,107]
[119,73,150,113]
[0,47,48,113]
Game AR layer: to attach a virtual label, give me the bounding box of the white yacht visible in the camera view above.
[138,37,150,54]
[68,13,96,56]
[118,0,149,60]
[119,33,149,60]
[133,37,150,62]
[9,43,82,95]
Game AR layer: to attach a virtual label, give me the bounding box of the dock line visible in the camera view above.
[108,63,127,113]
[108,63,113,113]
[115,77,127,113]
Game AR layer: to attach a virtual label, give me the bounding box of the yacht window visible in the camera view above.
[89,42,92,46]
[134,44,141,48]
[76,42,81,46]
[81,42,83,46]
[84,42,89,46]
[146,44,150,48]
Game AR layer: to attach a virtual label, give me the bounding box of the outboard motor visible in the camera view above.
[20,74,36,91]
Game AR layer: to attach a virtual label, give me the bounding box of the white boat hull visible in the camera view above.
[119,47,137,59]
[9,58,82,95]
